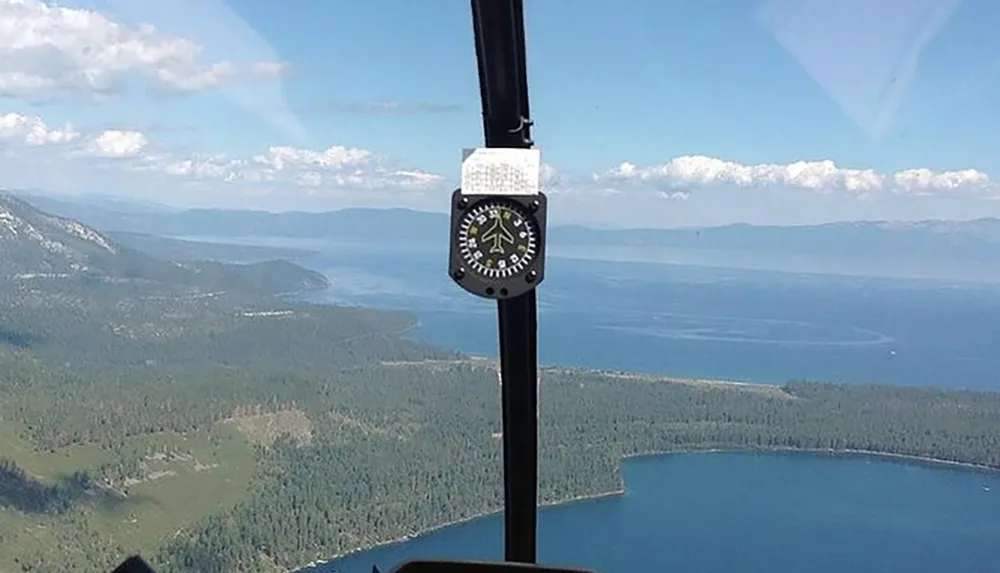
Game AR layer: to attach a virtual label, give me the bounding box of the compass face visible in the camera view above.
[456,198,539,281]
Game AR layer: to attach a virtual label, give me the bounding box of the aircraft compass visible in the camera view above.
[449,148,548,299]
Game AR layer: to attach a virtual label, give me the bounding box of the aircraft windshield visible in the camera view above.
[0,1,998,573]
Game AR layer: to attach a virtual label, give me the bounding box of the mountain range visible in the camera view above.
[16,191,1000,268]
[0,194,329,297]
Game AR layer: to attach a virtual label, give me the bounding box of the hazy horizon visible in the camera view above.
[13,188,1000,231]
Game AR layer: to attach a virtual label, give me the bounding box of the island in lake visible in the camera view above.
[0,197,998,573]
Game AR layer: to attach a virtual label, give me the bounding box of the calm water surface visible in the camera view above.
[175,236,1000,573]
[314,453,1000,573]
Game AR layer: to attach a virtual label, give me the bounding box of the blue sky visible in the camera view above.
[1,0,999,227]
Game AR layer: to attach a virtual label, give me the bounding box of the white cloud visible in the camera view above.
[596,155,996,197]
[4,107,1000,226]
[0,111,443,196]
[132,146,445,194]
[0,112,147,159]
[0,112,79,146]
[891,168,991,195]
[85,130,147,157]
[0,0,288,99]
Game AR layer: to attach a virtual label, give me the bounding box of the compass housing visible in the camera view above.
[448,189,547,299]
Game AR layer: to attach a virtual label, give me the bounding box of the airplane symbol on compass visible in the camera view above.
[481,211,515,254]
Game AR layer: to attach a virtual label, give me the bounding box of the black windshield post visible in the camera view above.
[471,0,538,565]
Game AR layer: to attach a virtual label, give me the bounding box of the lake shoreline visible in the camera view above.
[624,447,1000,474]
[288,447,997,573]
[288,488,625,573]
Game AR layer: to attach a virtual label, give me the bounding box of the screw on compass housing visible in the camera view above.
[449,192,545,299]
[448,148,547,300]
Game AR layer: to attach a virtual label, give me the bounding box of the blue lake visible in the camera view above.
[176,236,1000,573]
[315,453,1000,573]
[289,242,1000,391]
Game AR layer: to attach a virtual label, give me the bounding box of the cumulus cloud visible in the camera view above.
[596,155,996,198]
[0,111,445,203]
[136,145,444,193]
[0,112,151,158]
[0,112,79,146]
[3,107,1000,224]
[94,0,306,140]
[85,130,147,158]
[0,0,289,99]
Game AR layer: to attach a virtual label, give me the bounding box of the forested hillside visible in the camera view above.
[1,318,999,573]
[0,200,999,573]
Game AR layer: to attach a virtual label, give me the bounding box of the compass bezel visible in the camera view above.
[457,198,538,280]
[448,190,547,300]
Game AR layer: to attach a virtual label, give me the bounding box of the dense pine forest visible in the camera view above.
[0,201,999,573]
[1,288,999,573]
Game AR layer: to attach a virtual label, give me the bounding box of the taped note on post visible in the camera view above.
[460,148,541,196]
